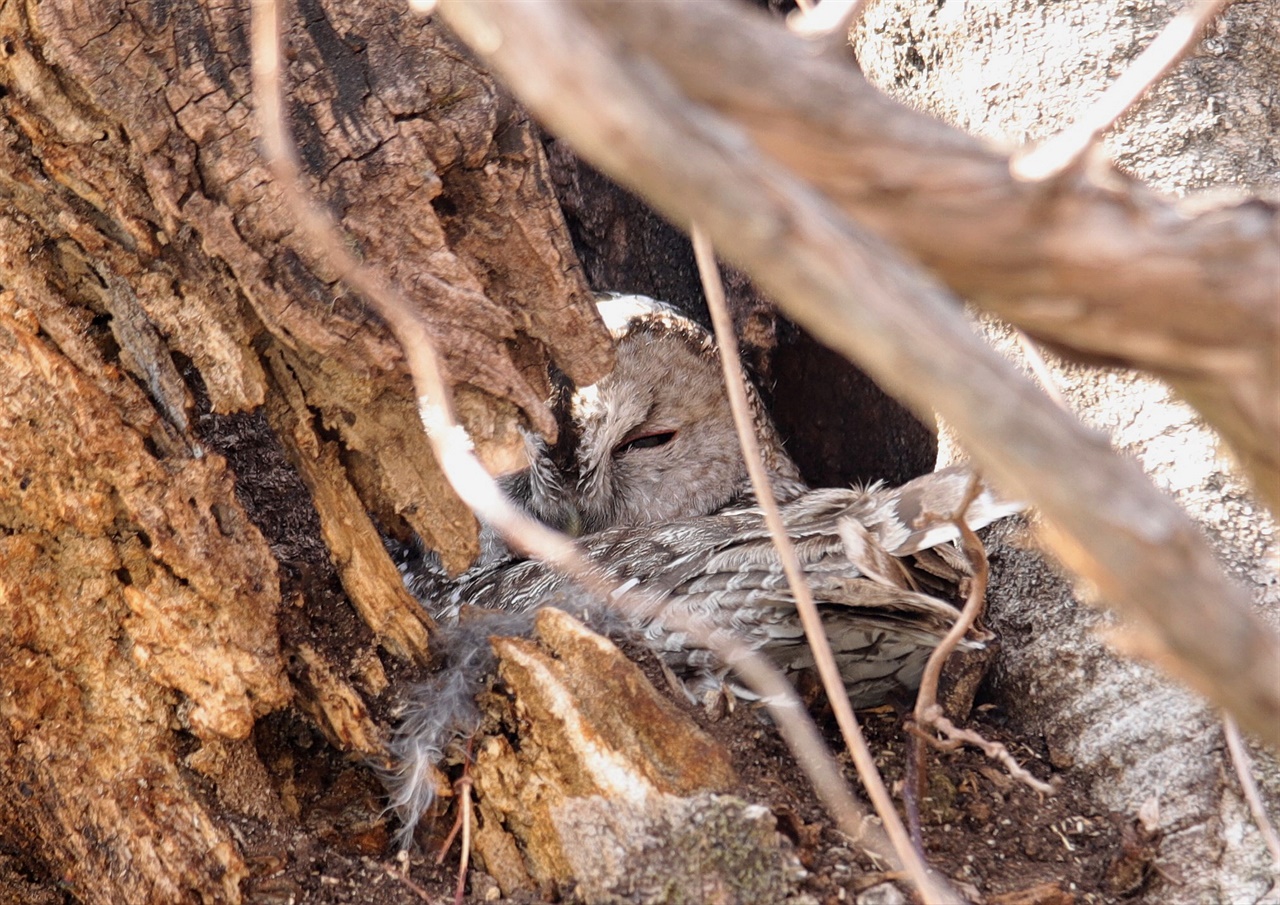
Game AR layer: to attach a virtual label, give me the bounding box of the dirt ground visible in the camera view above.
[0,655,1144,905]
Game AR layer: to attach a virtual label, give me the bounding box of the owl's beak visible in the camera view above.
[562,504,585,538]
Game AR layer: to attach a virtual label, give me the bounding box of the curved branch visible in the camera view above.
[574,0,1280,511]
[438,0,1280,748]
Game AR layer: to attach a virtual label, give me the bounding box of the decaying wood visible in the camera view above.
[264,348,431,664]
[0,297,285,904]
[469,609,802,901]
[0,0,613,901]
[437,0,1280,750]
[16,0,613,564]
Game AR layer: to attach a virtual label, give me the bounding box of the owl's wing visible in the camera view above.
[444,467,1015,617]
[625,475,1013,703]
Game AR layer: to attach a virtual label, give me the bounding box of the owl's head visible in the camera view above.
[518,294,805,535]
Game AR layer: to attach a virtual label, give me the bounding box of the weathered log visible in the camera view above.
[469,609,800,902]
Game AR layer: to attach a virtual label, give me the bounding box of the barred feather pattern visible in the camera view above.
[385,294,1023,846]
[422,465,1020,706]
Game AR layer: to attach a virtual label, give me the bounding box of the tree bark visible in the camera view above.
[3,0,1276,901]
[0,1,609,902]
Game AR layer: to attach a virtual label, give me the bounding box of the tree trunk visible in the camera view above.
[3,0,1276,902]
[0,2,609,902]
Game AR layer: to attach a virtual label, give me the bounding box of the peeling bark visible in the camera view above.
[0,1,612,901]
[469,609,800,901]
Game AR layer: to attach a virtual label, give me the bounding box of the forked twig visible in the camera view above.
[910,705,1057,796]
[907,477,1056,795]
[692,226,951,902]
[250,0,889,876]
[1012,0,1235,180]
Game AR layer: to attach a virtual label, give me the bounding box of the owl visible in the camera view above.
[440,464,1017,705]
[397,293,807,596]
[386,294,1021,845]
[512,294,807,536]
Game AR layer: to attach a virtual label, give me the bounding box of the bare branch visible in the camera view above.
[1223,714,1280,872]
[437,0,1280,748]
[693,227,951,902]
[1012,0,1237,180]
[568,0,1280,511]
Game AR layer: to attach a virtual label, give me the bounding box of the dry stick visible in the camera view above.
[691,227,947,901]
[1012,0,1236,180]
[438,0,1280,750]
[1223,715,1280,872]
[453,779,472,905]
[249,0,887,869]
[435,738,475,864]
[907,480,1057,795]
[569,0,1280,515]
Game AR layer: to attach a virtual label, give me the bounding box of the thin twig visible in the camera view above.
[1012,0,1235,180]
[904,732,926,853]
[692,225,952,903]
[250,0,885,867]
[907,485,1056,795]
[453,771,472,905]
[910,705,1057,796]
[911,474,986,718]
[1223,714,1280,871]
[436,738,475,864]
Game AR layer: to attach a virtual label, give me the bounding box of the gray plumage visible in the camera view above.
[432,466,1017,705]
[396,292,806,598]
[386,294,1021,847]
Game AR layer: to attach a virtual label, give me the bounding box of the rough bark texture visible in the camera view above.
[0,1,611,902]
